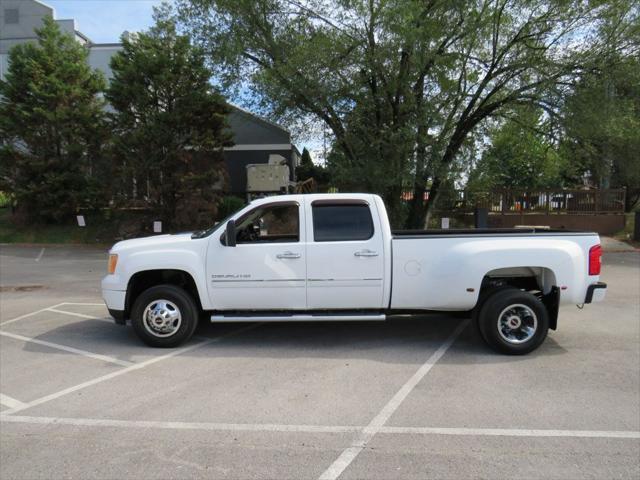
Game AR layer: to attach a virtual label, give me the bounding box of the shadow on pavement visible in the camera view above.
[15,313,567,365]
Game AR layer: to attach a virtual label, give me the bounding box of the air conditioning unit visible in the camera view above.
[246,162,290,192]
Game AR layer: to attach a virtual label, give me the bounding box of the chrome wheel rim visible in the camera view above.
[497,303,537,345]
[142,299,182,338]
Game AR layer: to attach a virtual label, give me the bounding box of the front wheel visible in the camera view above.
[131,284,199,347]
[477,289,549,355]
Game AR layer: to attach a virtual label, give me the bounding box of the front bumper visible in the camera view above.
[108,308,127,325]
[102,288,127,324]
[585,282,607,303]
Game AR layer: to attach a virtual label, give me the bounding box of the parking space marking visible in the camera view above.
[46,308,111,322]
[0,303,66,327]
[60,303,106,307]
[319,319,470,480]
[0,330,134,367]
[34,248,45,262]
[0,415,361,434]
[2,415,636,440]
[0,323,261,416]
[378,426,640,439]
[0,394,27,410]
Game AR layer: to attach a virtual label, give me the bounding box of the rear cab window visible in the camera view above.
[311,201,374,242]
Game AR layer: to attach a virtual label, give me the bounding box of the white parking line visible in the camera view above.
[0,415,360,434]
[0,323,261,416]
[0,303,66,327]
[0,394,27,410]
[46,308,111,322]
[319,319,470,480]
[60,303,106,306]
[1,415,637,440]
[0,330,134,367]
[34,248,45,262]
[378,426,640,439]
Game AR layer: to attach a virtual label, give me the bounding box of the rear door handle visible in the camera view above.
[354,249,378,257]
[276,251,301,259]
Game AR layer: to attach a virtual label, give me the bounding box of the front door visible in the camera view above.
[207,200,306,310]
[305,200,385,309]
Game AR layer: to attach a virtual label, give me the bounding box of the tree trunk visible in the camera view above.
[423,177,441,228]
[406,183,426,228]
[625,187,640,212]
[405,176,442,229]
[383,184,404,229]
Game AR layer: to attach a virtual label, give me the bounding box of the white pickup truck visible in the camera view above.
[102,193,606,354]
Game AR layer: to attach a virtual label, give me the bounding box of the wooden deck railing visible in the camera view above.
[401,189,626,214]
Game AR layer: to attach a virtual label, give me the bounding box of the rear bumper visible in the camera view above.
[585,282,607,303]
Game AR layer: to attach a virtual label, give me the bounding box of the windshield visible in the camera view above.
[191,207,245,239]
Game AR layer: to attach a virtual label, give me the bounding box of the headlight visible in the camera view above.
[107,254,118,274]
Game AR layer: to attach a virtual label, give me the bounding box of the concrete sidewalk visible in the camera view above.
[601,236,638,252]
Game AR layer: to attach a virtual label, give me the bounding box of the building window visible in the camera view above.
[4,9,19,24]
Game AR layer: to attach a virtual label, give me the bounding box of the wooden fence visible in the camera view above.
[402,189,626,215]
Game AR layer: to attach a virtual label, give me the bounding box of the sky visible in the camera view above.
[46,0,167,43]
[43,0,319,157]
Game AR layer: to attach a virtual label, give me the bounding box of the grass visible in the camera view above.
[0,192,11,208]
[613,212,640,248]
[0,208,116,245]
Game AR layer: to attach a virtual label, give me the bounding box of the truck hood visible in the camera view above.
[111,233,194,253]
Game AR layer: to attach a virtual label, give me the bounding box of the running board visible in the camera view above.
[210,313,386,322]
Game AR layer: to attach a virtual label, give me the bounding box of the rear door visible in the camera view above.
[305,199,385,309]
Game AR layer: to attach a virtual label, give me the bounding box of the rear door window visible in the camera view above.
[312,203,374,242]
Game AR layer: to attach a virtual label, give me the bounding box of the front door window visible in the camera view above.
[235,204,299,244]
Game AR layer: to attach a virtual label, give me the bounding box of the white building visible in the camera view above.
[0,0,121,81]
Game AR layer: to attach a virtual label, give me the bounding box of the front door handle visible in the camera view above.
[276,251,301,259]
[354,249,379,257]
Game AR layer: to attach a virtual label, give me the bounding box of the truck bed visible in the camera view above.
[392,228,594,238]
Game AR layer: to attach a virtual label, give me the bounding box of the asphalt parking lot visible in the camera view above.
[0,244,639,479]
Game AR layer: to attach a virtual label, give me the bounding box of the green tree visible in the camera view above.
[560,56,640,210]
[300,147,313,168]
[107,7,233,228]
[295,147,330,187]
[468,107,566,191]
[295,147,313,180]
[0,16,107,223]
[178,0,636,227]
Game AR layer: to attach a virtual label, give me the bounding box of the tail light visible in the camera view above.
[589,244,601,276]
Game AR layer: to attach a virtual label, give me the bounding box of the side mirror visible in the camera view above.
[225,219,237,247]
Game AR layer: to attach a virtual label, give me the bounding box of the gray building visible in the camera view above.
[225,106,300,193]
[0,0,121,80]
[0,0,300,193]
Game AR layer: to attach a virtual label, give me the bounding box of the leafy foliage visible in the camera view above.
[295,147,331,187]
[107,7,233,229]
[178,0,637,227]
[0,17,107,223]
[559,56,640,209]
[468,107,567,191]
[217,195,246,219]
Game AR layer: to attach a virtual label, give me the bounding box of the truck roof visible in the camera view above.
[248,193,379,206]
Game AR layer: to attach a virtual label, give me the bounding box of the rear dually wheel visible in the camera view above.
[477,288,549,355]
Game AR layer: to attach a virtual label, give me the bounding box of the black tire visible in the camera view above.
[477,288,549,355]
[131,284,199,348]
[472,286,518,342]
